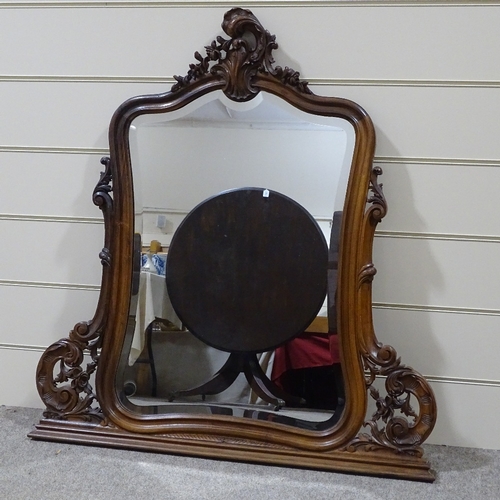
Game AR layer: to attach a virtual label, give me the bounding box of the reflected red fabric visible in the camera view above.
[271,332,340,387]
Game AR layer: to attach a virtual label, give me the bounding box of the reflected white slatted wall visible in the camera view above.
[1,1,499,449]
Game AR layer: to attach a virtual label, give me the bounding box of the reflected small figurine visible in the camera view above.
[141,240,166,276]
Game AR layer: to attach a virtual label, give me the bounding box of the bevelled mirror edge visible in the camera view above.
[101,85,367,437]
[29,7,437,482]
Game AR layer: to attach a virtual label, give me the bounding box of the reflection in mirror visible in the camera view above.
[116,90,355,430]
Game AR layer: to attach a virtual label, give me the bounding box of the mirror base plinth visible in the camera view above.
[28,419,435,482]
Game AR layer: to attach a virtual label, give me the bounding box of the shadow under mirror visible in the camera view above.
[117,90,355,430]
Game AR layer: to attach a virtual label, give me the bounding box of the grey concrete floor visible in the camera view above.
[1,406,499,500]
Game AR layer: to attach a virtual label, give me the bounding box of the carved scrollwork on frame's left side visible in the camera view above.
[35,157,115,422]
[350,166,437,455]
[37,323,103,423]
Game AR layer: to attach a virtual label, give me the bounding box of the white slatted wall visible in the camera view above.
[1,1,499,449]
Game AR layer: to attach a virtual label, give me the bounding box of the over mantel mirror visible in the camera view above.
[30,9,437,481]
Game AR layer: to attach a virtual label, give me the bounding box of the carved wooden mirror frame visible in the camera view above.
[30,8,437,481]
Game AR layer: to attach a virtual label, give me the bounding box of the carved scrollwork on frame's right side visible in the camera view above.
[350,165,437,455]
[35,157,115,422]
[353,348,437,456]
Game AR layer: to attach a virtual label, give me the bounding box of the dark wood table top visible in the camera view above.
[166,187,328,353]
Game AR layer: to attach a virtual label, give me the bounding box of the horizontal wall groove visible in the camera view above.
[3,75,500,89]
[0,214,103,224]
[374,302,500,317]
[374,156,500,167]
[0,75,172,84]
[0,343,47,352]
[424,375,500,388]
[1,0,499,8]
[1,151,498,169]
[313,78,500,88]
[376,373,500,388]
[0,145,108,155]
[0,279,100,291]
[375,230,500,243]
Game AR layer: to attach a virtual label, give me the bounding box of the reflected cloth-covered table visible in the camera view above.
[271,316,341,409]
[271,332,340,385]
[129,271,182,365]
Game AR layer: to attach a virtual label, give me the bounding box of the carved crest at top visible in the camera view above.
[172,8,311,101]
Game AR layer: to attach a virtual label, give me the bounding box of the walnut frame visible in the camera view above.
[29,8,437,481]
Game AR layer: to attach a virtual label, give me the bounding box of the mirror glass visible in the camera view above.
[117,90,355,430]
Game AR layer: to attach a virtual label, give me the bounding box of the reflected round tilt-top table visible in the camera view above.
[166,187,328,408]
